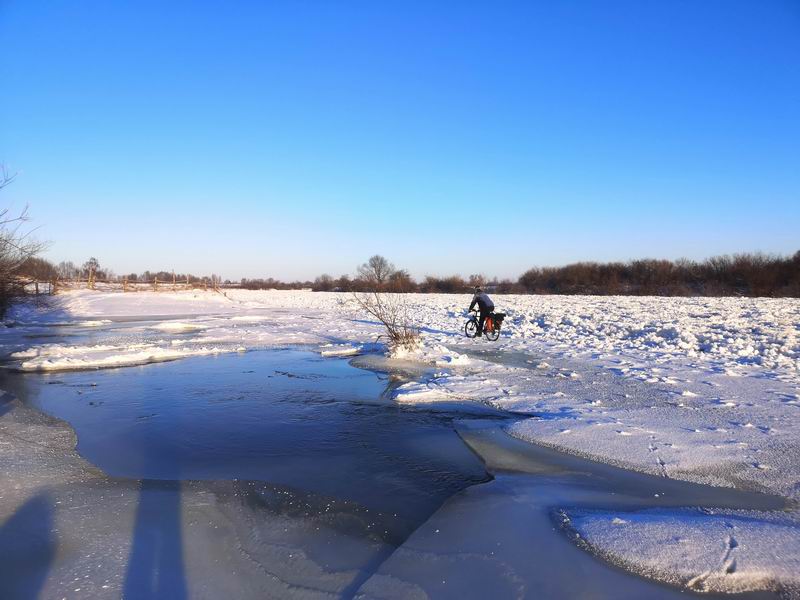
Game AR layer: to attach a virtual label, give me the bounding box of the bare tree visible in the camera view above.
[82,257,100,277]
[468,274,484,288]
[0,165,17,192]
[357,255,395,287]
[57,260,79,280]
[83,257,100,289]
[17,256,57,281]
[0,166,46,315]
[352,256,419,354]
[312,274,335,291]
[387,269,415,292]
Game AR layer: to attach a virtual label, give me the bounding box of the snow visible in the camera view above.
[10,289,797,371]
[3,291,798,493]
[11,342,228,371]
[319,343,364,357]
[149,321,207,332]
[2,288,799,594]
[562,508,800,596]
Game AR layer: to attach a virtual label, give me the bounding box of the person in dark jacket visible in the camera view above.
[468,287,495,337]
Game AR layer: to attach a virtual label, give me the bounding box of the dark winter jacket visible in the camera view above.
[469,292,494,312]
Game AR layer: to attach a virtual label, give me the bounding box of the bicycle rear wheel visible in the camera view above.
[485,327,500,341]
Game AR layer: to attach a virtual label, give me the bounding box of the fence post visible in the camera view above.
[153,277,158,292]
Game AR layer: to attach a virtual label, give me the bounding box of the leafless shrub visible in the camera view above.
[351,255,419,353]
[352,289,420,354]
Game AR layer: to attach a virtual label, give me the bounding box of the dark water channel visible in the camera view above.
[6,349,489,526]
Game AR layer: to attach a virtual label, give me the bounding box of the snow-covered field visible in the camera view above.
[8,288,798,370]
[2,288,799,595]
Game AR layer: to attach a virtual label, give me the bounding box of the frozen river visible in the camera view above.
[1,347,791,598]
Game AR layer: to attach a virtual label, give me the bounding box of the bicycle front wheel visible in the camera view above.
[464,319,478,338]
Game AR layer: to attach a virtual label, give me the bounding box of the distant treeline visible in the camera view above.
[314,252,800,297]
[239,278,313,290]
[516,252,800,297]
[16,258,230,287]
[14,251,800,298]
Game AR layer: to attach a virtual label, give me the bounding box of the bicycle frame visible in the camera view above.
[466,309,500,340]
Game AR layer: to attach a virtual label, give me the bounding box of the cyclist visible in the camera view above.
[468,286,495,337]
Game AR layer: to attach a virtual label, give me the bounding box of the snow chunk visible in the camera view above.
[150,321,206,333]
[563,508,800,596]
[14,343,229,371]
[319,344,362,357]
[394,381,451,403]
[79,320,112,327]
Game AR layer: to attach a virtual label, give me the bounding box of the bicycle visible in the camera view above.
[464,309,505,341]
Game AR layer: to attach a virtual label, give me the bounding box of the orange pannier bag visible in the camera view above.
[485,317,493,331]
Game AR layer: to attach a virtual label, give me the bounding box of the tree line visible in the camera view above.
[516,253,800,297]
[13,251,800,299]
[309,253,800,297]
[14,256,231,288]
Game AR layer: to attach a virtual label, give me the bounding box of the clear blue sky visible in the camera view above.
[2,1,798,281]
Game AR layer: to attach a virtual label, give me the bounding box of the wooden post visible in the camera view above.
[172,271,176,291]
[123,277,128,292]
[153,277,158,292]
[34,281,39,295]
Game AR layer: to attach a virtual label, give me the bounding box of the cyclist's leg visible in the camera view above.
[477,309,487,336]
